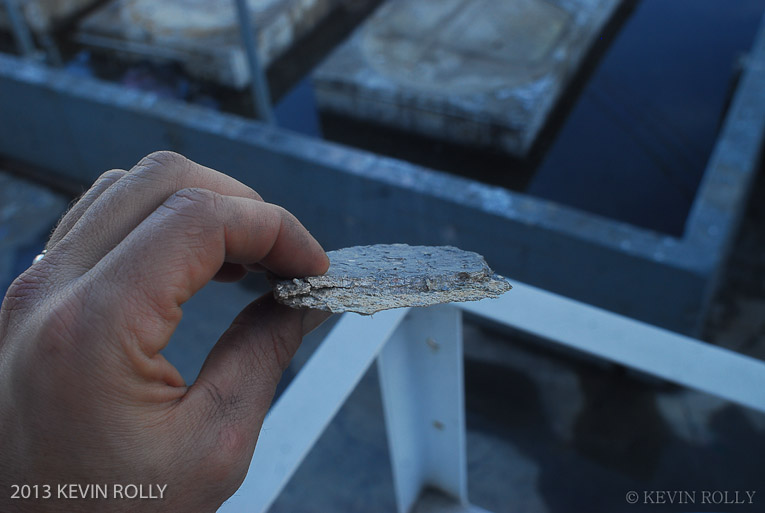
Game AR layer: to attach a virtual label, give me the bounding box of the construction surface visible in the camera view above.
[76,0,336,87]
[313,0,622,157]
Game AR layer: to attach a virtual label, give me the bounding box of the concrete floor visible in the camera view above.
[1,164,764,512]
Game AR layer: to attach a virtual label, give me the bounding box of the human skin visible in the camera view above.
[0,151,331,512]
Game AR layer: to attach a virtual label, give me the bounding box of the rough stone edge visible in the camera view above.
[270,273,512,315]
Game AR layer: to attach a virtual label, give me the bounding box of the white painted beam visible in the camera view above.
[378,305,468,513]
[220,308,410,513]
[460,281,765,413]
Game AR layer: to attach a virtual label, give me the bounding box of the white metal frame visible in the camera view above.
[220,281,765,513]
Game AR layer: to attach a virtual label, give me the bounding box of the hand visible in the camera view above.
[0,151,330,512]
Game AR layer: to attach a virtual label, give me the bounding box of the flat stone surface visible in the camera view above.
[76,0,336,87]
[269,244,511,314]
[125,0,285,37]
[361,0,571,95]
[313,0,622,156]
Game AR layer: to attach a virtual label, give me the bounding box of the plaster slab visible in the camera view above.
[75,0,336,88]
[313,0,623,156]
[0,0,97,32]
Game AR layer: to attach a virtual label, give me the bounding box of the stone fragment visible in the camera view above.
[269,244,511,314]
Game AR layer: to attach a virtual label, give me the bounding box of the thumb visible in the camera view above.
[188,294,331,441]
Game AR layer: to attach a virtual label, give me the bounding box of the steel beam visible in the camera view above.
[232,0,274,124]
[377,305,467,513]
[460,282,765,413]
[219,308,409,513]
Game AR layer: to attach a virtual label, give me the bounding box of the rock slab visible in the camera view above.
[269,244,511,314]
[313,0,623,157]
[76,0,335,88]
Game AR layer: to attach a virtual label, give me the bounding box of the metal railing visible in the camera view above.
[232,0,274,123]
[219,280,765,512]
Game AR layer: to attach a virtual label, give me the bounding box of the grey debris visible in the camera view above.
[269,244,511,315]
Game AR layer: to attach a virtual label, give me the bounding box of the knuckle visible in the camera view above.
[162,188,222,223]
[131,151,188,183]
[1,275,58,372]
[138,150,188,169]
[2,270,45,315]
[271,204,290,219]
[96,168,127,185]
[156,188,224,288]
[274,205,300,233]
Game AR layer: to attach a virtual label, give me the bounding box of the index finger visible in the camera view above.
[88,187,328,356]
[43,151,265,287]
